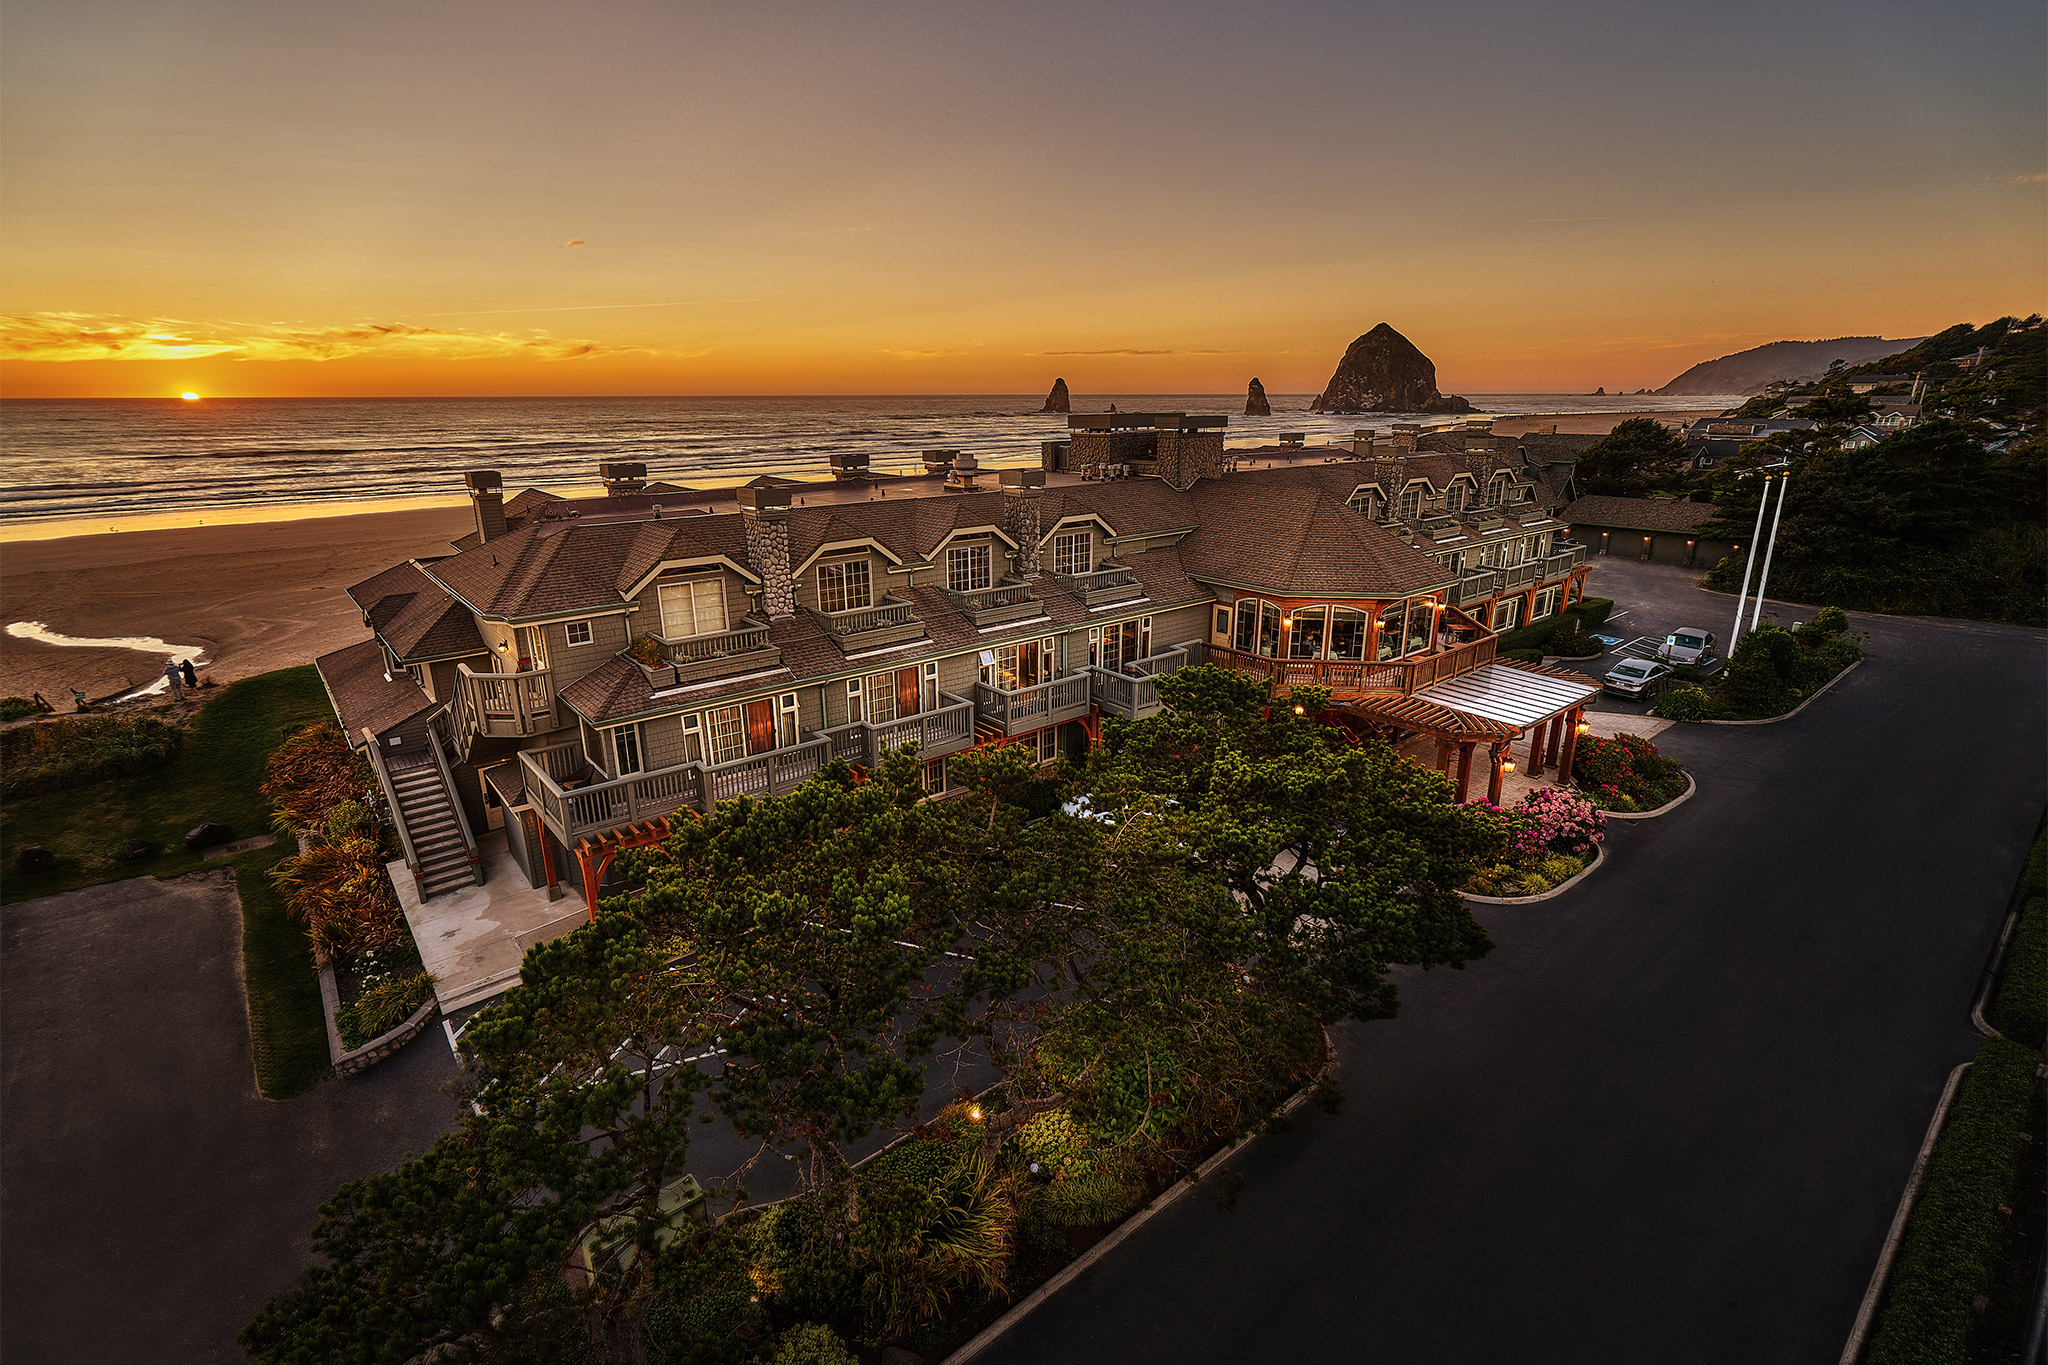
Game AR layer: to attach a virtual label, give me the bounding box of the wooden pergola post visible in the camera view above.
[1455,742,1475,803]
[1557,706,1584,784]
[1527,717,1549,777]
[1486,742,1508,804]
[1546,715,1565,768]
[1434,736,1454,775]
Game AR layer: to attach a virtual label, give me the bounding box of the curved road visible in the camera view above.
[981,596,2045,1364]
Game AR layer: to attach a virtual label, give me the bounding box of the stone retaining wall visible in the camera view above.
[319,959,440,1075]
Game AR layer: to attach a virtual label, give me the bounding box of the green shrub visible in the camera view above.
[752,1198,860,1327]
[1813,635,1864,675]
[770,1324,855,1365]
[644,1228,775,1365]
[1499,648,1545,663]
[335,971,435,1050]
[0,696,45,721]
[1519,873,1552,895]
[1800,604,1850,639]
[1548,628,1601,656]
[1539,854,1585,884]
[0,714,183,798]
[1990,895,2045,1048]
[1721,630,1798,716]
[855,1151,1020,1335]
[1576,597,1615,630]
[1867,1038,2041,1365]
[1032,1163,1139,1227]
[1655,686,1716,722]
[322,798,379,842]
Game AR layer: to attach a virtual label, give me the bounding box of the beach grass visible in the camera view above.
[2,666,337,1096]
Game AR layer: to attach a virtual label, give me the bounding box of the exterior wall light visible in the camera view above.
[1500,759,1516,773]
[1576,721,1591,734]
[1293,704,1306,714]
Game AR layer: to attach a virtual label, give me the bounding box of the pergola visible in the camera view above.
[1337,659,1600,803]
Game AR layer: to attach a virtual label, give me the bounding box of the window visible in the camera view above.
[864,668,921,724]
[1216,608,1231,636]
[1330,607,1369,661]
[1492,598,1522,630]
[406,663,425,688]
[1090,618,1152,671]
[563,620,594,647]
[1287,606,1327,659]
[1037,726,1060,763]
[947,543,992,593]
[1053,532,1091,576]
[1444,484,1465,513]
[845,678,863,725]
[923,758,948,793]
[610,724,643,775]
[1486,475,1506,506]
[1533,587,1561,620]
[658,579,727,639]
[1234,600,1259,654]
[1347,490,1381,518]
[706,705,748,764]
[985,639,1049,690]
[922,661,940,713]
[1398,486,1423,520]
[680,714,704,764]
[1405,600,1433,655]
[818,559,872,614]
[1376,601,1407,661]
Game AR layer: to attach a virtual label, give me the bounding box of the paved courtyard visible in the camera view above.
[1,870,459,1365]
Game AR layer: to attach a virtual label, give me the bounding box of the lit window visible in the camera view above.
[658,579,727,638]
[947,544,992,593]
[818,559,872,614]
[563,620,593,647]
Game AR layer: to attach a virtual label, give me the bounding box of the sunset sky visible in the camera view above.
[3,0,2042,398]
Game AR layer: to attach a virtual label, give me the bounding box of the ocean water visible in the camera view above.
[0,392,1736,524]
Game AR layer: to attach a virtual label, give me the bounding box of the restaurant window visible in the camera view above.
[818,559,872,614]
[658,578,727,639]
[1406,600,1434,655]
[1492,598,1522,630]
[563,619,594,647]
[1234,599,1259,654]
[609,723,643,775]
[1287,605,1327,659]
[947,543,992,593]
[1376,601,1408,662]
[1330,607,1369,661]
[1053,532,1091,576]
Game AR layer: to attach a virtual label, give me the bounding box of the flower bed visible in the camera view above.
[335,944,435,1051]
[1463,786,1606,896]
[1571,732,1688,813]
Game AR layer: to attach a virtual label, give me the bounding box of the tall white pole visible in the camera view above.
[1730,472,1773,647]
[1750,471,1791,632]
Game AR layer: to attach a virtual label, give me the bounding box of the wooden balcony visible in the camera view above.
[1051,563,1143,606]
[518,733,834,847]
[819,694,976,767]
[970,673,1093,737]
[457,662,556,738]
[1450,570,1502,607]
[658,620,781,684]
[805,595,923,650]
[1088,644,1200,721]
[1205,630,1498,700]
[942,579,1041,628]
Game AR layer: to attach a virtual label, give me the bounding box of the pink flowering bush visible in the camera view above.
[1512,786,1605,857]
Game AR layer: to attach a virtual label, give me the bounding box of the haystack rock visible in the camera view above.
[1040,378,1070,414]
[1245,377,1271,416]
[1308,324,1473,414]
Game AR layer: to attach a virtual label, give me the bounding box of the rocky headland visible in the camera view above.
[1309,324,1472,414]
[1245,377,1271,416]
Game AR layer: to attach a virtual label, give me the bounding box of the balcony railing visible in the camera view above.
[517,734,836,847]
[970,673,1094,737]
[1500,560,1539,590]
[806,595,923,647]
[458,662,556,738]
[1451,570,1502,607]
[1052,563,1143,606]
[1540,543,1589,580]
[655,620,780,684]
[1088,644,1198,720]
[819,694,977,768]
[1204,631,1498,698]
[943,580,1041,627]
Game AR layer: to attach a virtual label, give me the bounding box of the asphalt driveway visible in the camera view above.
[0,869,460,1365]
[979,599,2045,1363]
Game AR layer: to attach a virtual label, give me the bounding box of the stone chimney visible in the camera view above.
[738,487,795,617]
[1000,469,1044,576]
[600,461,646,496]
[465,470,507,543]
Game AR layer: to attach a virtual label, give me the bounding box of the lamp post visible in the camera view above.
[1729,467,1778,648]
[1749,469,1792,634]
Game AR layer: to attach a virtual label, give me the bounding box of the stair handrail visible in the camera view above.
[426,724,484,885]
[361,727,425,898]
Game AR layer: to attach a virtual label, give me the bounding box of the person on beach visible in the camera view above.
[163,658,184,701]
[180,659,198,689]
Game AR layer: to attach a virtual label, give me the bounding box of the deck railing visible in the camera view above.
[1204,631,1497,697]
[809,596,917,638]
[1088,645,1194,720]
[458,663,556,738]
[943,580,1033,613]
[1452,570,1502,606]
[701,737,832,804]
[819,695,976,767]
[1051,563,1142,605]
[664,621,773,664]
[517,734,835,846]
[970,673,1094,736]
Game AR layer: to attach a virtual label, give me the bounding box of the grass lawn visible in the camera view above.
[1,667,338,1097]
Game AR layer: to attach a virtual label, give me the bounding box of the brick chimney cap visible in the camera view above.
[738,486,792,512]
[464,469,503,492]
[1000,468,1046,489]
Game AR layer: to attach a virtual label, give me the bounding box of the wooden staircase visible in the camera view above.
[387,757,479,898]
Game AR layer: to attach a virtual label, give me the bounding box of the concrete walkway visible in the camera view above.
[393,829,584,1013]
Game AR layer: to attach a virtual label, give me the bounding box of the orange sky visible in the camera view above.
[4,0,2042,399]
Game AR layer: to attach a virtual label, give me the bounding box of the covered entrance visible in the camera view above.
[1337,660,1600,804]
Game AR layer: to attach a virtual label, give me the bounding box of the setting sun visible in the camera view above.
[179,392,199,401]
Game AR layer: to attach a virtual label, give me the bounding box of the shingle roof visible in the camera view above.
[314,639,438,740]
[1562,496,1721,534]
[345,562,486,661]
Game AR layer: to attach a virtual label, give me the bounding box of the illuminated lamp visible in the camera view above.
[1500,760,1516,773]
[1292,704,1306,715]
[968,1105,984,1122]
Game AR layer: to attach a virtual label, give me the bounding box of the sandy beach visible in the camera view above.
[0,407,1728,707]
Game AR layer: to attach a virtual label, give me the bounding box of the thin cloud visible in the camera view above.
[559,239,587,247]
[1028,348,1237,357]
[0,311,707,364]
[1988,172,2047,183]
[422,298,760,318]
[878,348,968,360]
[1526,216,1610,222]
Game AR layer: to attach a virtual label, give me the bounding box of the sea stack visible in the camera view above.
[1040,378,1071,414]
[1244,377,1271,416]
[1308,323,1473,415]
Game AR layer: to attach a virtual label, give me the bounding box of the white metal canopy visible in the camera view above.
[1413,662,1598,731]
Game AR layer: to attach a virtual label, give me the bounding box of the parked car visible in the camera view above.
[1656,628,1717,666]
[1603,658,1672,699]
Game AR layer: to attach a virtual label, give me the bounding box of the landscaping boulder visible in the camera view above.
[16,845,56,874]
[122,839,155,862]
[183,822,234,851]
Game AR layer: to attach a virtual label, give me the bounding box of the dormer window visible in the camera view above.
[1487,475,1506,506]
[1347,490,1381,518]
[1397,486,1423,519]
[818,558,872,614]
[658,578,727,639]
[947,543,992,593]
[1444,484,1465,513]
[1053,531,1092,576]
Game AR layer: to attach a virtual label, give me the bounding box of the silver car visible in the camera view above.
[1603,657,1671,699]
[1656,627,1716,666]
